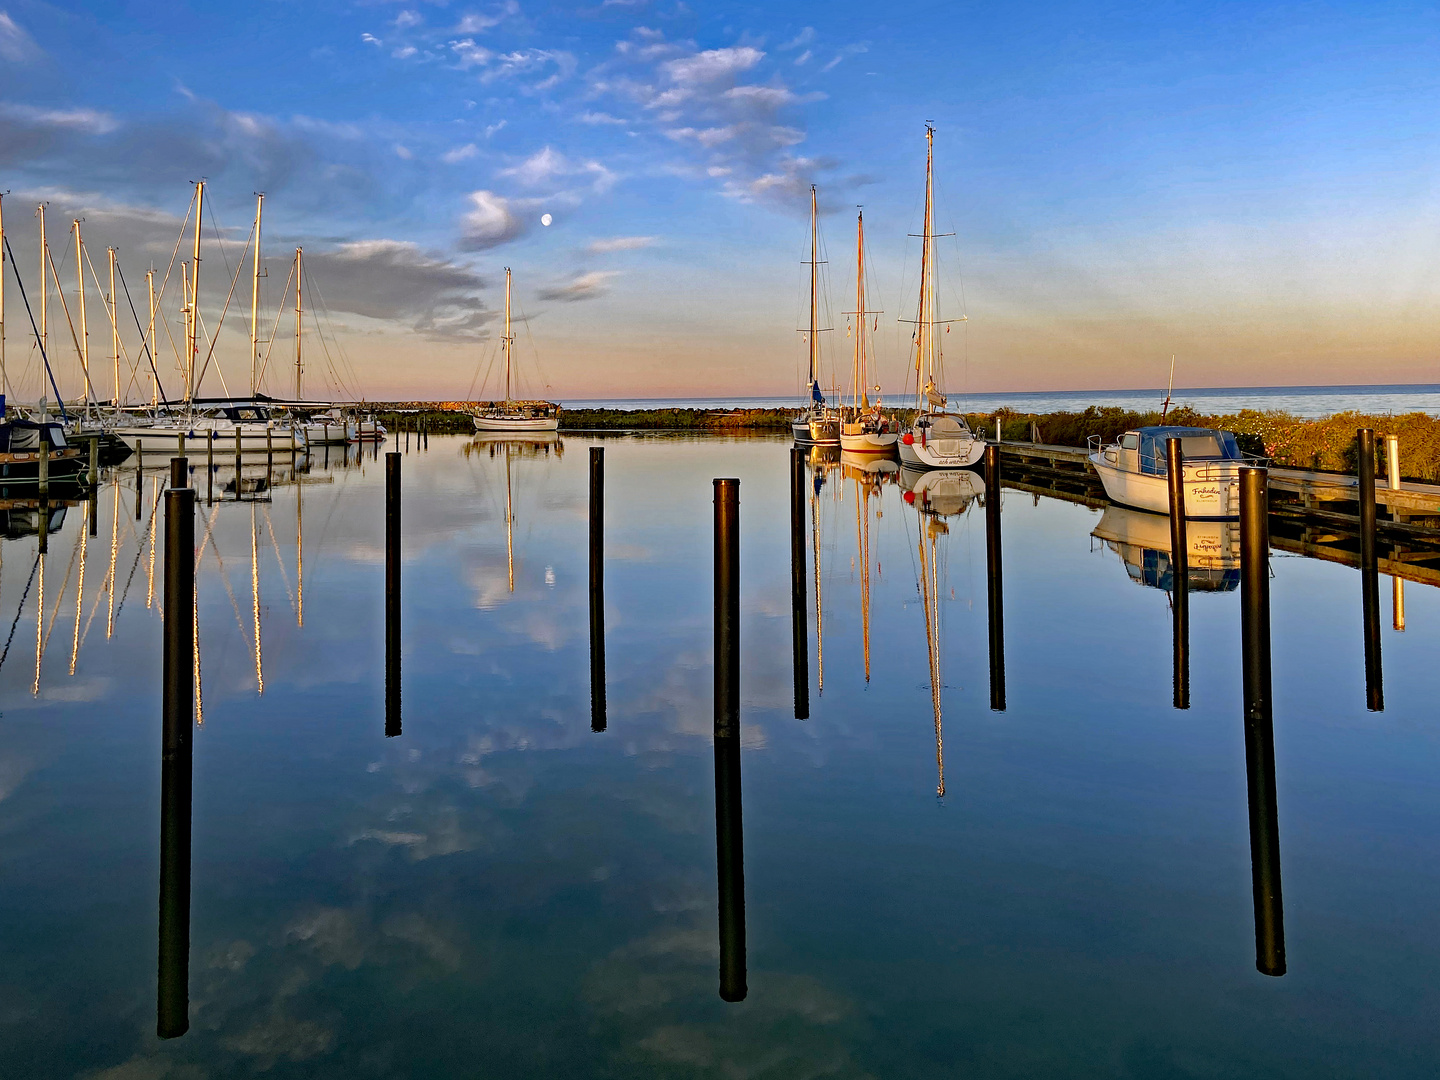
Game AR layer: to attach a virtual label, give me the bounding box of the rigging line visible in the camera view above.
[193,219,256,393]
[45,244,98,407]
[0,555,40,672]
[115,261,171,404]
[255,258,294,389]
[192,309,234,399]
[111,487,160,621]
[3,235,68,416]
[81,244,139,402]
[310,276,364,400]
[260,504,295,610]
[304,274,358,400]
[42,526,83,652]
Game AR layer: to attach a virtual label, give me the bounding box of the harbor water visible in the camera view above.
[1,435,1437,1077]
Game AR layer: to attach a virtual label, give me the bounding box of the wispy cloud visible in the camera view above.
[576,111,626,125]
[0,103,119,135]
[779,27,814,51]
[499,146,618,193]
[458,189,535,249]
[0,10,40,62]
[586,235,656,254]
[537,270,619,302]
[443,142,480,163]
[822,44,868,72]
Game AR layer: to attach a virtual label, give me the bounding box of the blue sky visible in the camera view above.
[2,0,1439,401]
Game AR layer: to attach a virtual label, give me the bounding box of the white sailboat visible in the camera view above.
[793,186,837,445]
[472,268,560,433]
[897,126,985,471]
[839,208,898,454]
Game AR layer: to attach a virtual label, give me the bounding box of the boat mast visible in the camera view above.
[294,248,302,399]
[503,267,513,404]
[188,180,204,403]
[854,209,866,410]
[146,269,157,406]
[73,219,92,419]
[914,125,935,411]
[249,193,263,397]
[108,247,119,406]
[505,444,514,592]
[809,186,819,393]
[0,192,6,397]
[36,204,46,373]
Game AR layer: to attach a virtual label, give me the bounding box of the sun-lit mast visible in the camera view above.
[71,503,88,675]
[294,247,303,398]
[913,126,935,411]
[36,204,46,375]
[187,180,204,403]
[505,443,515,592]
[854,477,872,682]
[33,548,44,696]
[146,269,157,406]
[853,209,866,409]
[249,193,264,397]
[918,518,945,796]
[0,193,7,395]
[73,219,92,418]
[809,186,819,392]
[503,267,513,404]
[107,247,119,405]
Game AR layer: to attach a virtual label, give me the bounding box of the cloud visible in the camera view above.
[536,270,619,302]
[586,236,656,254]
[661,46,763,86]
[443,142,479,163]
[0,103,119,135]
[362,32,382,46]
[455,1,519,34]
[458,189,531,249]
[576,111,626,125]
[822,44,868,72]
[794,49,811,66]
[484,119,506,137]
[780,28,815,51]
[394,9,423,29]
[450,38,493,68]
[499,146,617,193]
[0,11,39,62]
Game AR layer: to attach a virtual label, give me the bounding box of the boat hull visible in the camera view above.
[839,430,898,454]
[301,420,357,444]
[472,415,560,433]
[0,449,87,483]
[110,424,306,453]
[1088,454,1241,519]
[791,418,814,443]
[899,466,985,516]
[897,432,986,469]
[808,417,841,446]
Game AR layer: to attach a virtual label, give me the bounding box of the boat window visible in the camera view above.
[234,408,264,421]
[1179,435,1223,458]
[1119,433,1139,450]
[48,426,68,448]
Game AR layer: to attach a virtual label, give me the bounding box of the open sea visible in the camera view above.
[1,434,1437,1077]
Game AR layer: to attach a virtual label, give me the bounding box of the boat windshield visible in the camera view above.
[1136,427,1242,474]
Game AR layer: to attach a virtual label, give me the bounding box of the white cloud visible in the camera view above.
[484,119,507,137]
[361,32,382,46]
[393,45,417,59]
[586,236,657,254]
[822,44,868,72]
[576,111,626,126]
[459,189,531,249]
[443,142,480,163]
[499,145,567,185]
[662,46,763,86]
[794,49,812,66]
[537,270,619,302]
[780,28,815,51]
[394,10,422,29]
[456,1,518,34]
[394,144,414,159]
[725,85,798,107]
[0,10,39,62]
[0,103,119,135]
[450,38,493,68]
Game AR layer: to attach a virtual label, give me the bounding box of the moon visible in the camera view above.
[540,213,553,227]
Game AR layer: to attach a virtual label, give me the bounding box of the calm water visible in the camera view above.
[567,384,1440,418]
[2,435,1438,1078]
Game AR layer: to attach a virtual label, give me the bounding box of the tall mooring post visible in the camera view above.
[1357,428,1383,711]
[386,452,401,737]
[789,447,809,720]
[1240,466,1285,977]
[206,431,214,505]
[985,442,1006,712]
[136,440,144,520]
[1386,433,1405,632]
[88,437,100,536]
[158,477,195,1037]
[713,477,747,1002]
[1167,437,1190,709]
[589,446,606,732]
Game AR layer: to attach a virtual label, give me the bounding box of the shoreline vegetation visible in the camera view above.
[373,403,1440,481]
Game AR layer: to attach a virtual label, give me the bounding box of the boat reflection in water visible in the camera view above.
[1092,505,1240,592]
[463,434,564,596]
[841,452,896,682]
[899,467,984,796]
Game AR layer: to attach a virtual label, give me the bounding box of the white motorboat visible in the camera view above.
[471,268,561,434]
[1091,504,1241,592]
[1087,425,1248,520]
[896,126,985,471]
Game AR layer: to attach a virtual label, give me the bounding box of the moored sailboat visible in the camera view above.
[472,268,561,433]
[793,186,838,445]
[896,126,985,471]
[839,208,898,455]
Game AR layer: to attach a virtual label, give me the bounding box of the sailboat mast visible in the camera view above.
[0,193,6,397]
[146,269,157,406]
[504,267,513,403]
[809,185,818,387]
[249,193,263,397]
[854,209,865,407]
[108,247,119,405]
[505,445,514,592]
[925,126,938,395]
[37,204,46,369]
[189,180,204,403]
[294,248,302,399]
[73,220,91,417]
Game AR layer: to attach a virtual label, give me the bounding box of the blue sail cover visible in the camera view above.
[811,379,825,404]
[1136,426,1242,475]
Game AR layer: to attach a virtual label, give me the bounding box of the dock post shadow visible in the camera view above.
[1240,466,1285,977]
[985,442,1005,712]
[1357,428,1383,711]
[159,478,195,1037]
[385,452,401,737]
[789,447,809,720]
[1167,437,1190,710]
[713,477,747,1002]
[590,446,606,732]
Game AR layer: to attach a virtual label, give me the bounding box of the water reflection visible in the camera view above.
[1092,505,1241,592]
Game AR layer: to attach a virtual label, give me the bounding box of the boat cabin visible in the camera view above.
[1112,426,1243,474]
[0,420,69,453]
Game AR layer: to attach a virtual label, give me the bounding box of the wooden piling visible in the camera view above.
[1240,466,1285,977]
[158,484,195,1036]
[1167,437,1190,709]
[170,457,187,491]
[589,446,606,732]
[135,440,143,520]
[385,452,401,737]
[37,423,48,497]
[713,477,746,1002]
[1357,429,1383,710]
[790,447,809,720]
[985,442,1006,712]
[206,431,214,505]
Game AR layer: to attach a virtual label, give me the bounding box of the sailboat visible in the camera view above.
[897,126,985,471]
[792,186,838,445]
[839,209,898,454]
[472,268,560,433]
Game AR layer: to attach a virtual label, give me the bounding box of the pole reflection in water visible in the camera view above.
[713,478,746,1002]
[386,451,401,738]
[1166,438,1190,710]
[789,447,809,719]
[1240,467,1285,977]
[984,443,1005,712]
[159,484,195,1038]
[1357,428,1383,711]
[589,446,606,732]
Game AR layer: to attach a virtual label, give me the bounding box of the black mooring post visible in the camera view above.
[1357,428,1383,711]
[985,442,1006,712]
[37,499,48,555]
[789,447,809,720]
[1240,467,1285,977]
[206,431,214,506]
[136,440,144,520]
[385,452,402,737]
[170,457,187,491]
[1167,437,1190,709]
[158,484,195,1037]
[88,438,99,536]
[589,446,606,732]
[713,477,746,1002]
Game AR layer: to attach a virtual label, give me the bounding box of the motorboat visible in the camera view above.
[1087,425,1248,520]
[1091,504,1240,592]
[0,419,88,483]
